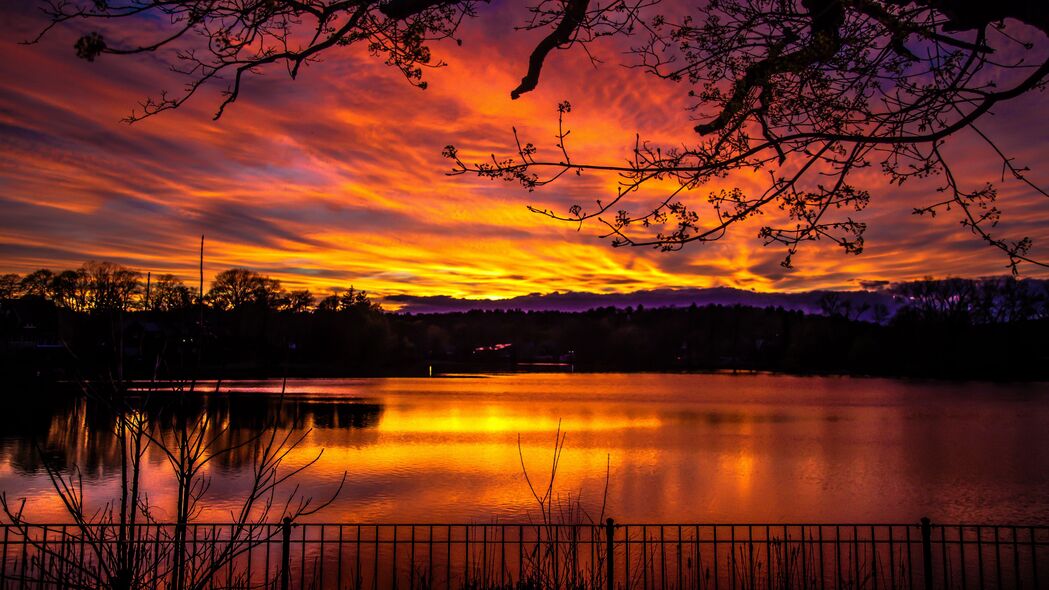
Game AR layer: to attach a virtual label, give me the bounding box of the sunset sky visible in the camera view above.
[2,1,1048,305]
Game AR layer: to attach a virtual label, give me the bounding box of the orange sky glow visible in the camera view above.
[2,2,1048,306]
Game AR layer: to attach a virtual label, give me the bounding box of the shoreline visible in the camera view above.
[16,368,1049,391]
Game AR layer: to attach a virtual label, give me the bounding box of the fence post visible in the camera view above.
[921,517,933,590]
[606,518,615,590]
[281,518,292,590]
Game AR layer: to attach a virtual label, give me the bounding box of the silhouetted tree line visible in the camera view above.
[2,263,1048,381]
[0,263,378,314]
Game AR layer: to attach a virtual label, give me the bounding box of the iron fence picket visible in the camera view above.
[1,521,1048,589]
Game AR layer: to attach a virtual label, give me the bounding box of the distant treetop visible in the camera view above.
[0,261,379,313]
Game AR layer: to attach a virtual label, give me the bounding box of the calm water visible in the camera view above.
[1,373,1048,524]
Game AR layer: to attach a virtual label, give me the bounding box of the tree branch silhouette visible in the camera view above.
[447,0,1049,270]
[30,0,1049,269]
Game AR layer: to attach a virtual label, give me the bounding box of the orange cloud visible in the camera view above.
[1,2,1048,302]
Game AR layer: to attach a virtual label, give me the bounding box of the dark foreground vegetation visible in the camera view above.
[2,263,1048,381]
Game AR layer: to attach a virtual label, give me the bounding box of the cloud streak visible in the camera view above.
[1,2,1048,300]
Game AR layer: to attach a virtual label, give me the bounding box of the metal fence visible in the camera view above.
[1,519,1046,589]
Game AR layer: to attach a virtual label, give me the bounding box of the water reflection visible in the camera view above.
[1,374,1048,524]
[0,391,383,476]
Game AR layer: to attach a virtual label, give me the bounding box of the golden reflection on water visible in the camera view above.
[377,406,663,434]
[2,374,1049,524]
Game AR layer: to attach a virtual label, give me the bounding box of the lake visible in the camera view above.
[1,373,1048,524]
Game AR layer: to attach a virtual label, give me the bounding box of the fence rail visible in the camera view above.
[1,519,1046,589]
